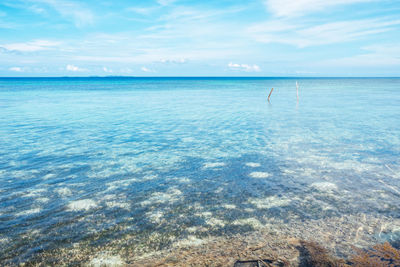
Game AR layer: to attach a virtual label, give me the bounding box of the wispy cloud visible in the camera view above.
[27,0,94,27]
[1,0,399,76]
[158,5,245,22]
[228,62,260,72]
[0,21,17,29]
[323,44,400,67]
[28,4,47,15]
[127,6,158,15]
[157,0,177,6]
[249,18,400,47]
[64,5,248,65]
[9,67,23,72]
[0,40,60,52]
[265,0,373,17]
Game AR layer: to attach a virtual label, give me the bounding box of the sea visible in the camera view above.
[0,77,399,265]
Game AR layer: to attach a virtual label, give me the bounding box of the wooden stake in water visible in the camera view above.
[296,81,299,101]
[268,88,274,102]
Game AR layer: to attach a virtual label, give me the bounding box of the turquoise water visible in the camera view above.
[0,77,400,264]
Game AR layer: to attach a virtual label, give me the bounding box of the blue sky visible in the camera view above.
[0,0,399,76]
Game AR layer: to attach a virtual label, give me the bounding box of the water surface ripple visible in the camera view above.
[0,78,399,264]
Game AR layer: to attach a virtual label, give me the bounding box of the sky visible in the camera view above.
[0,0,399,77]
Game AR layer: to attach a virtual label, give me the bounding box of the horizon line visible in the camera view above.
[0,76,399,79]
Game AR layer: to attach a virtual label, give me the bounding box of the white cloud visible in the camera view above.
[32,0,94,27]
[0,40,60,52]
[9,67,23,72]
[249,18,400,47]
[159,58,187,64]
[28,5,46,15]
[103,67,113,73]
[323,44,400,67]
[265,0,373,17]
[66,64,85,72]
[0,21,16,29]
[141,66,153,72]
[2,1,397,76]
[37,6,246,67]
[157,0,176,6]
[158,5,244,22]
[228,62,260,72]
[128,6,158,15]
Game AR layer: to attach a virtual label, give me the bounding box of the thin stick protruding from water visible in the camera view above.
[296,81,299,101]
[268,88,274,102]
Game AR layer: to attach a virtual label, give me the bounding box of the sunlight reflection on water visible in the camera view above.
[0,77,399,264]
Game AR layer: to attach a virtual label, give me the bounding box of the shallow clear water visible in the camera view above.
[0,77,399,264]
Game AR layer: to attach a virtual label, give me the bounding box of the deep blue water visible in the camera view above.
[0,77,399,264]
